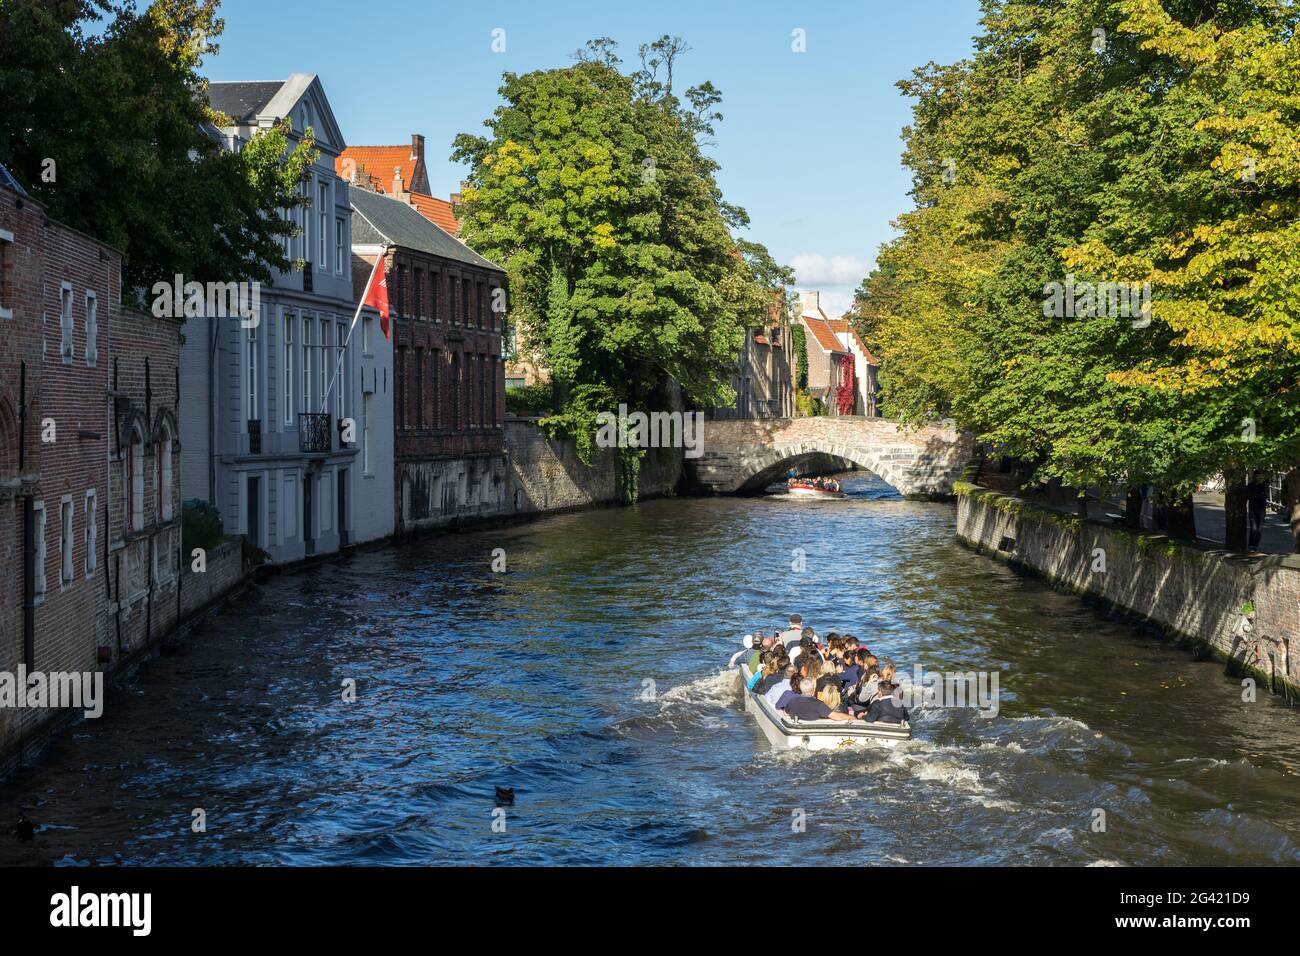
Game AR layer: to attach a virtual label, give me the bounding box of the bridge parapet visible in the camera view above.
[688,416,974,497]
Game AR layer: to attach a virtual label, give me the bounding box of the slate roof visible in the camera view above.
[206,81,284,122]
[350,187,501,272]
[0,162,28,197]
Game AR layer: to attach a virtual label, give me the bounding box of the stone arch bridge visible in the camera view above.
[687,417,974,498]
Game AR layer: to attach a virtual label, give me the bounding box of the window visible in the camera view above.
[414,268,423,319]
[283,311,295,425]
[451,352,461,427]
[336,323,345,420]
[362,393,371,473]
[431,272,440,323]
[335,218,345,274]
[60,498,74,587]
[85,292,97,366]
[319,472,332,533]
[60,282,74,361]
[320,320,331,413]
[362,314,373,354]
[0,228,12,320]
[32,501,46,596]
[478,281,486,329]
[156,424,173,522]
[396,264,407,316]
[395,346,407,430]
[478,355,486,427]
[84,489,97,577]
[431,349,441,428]
[246,323,259,422]
[462,278,470,324]
[302,316,313,414]
[449,279,457,326]
[282,475,297,539]
[414,348,424,429]
[318,181,329,269]
[127,427,144,532]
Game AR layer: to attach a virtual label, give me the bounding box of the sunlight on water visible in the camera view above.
[1,472,1298,865]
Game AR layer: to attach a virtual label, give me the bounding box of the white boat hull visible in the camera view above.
[736,664,911,750]
[785,485,844,499]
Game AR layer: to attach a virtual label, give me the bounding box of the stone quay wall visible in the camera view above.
[956,483,1300,697]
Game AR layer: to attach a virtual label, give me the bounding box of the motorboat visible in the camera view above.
[785,479,845,500]
[732,645,911,750]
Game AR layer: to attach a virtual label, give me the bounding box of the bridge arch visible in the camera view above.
[688,417,973,499]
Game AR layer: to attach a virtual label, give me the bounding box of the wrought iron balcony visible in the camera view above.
[302,262,313,293]
[298,412,332,453]
[247,418,262,454]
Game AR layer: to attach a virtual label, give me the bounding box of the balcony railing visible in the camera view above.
[298,412,332,453]
[302,262,313,293]
[247,418,262,454]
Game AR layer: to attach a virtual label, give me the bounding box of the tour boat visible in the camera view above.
[734,658,911,750]
[785,480,845,500]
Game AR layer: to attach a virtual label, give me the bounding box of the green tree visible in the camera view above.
[452,40,761,499]
[0,0,316,292]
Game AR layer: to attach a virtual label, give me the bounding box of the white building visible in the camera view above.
[180,74,376,563]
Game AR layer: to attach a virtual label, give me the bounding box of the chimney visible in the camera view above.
[801,290,820,316]
[410,133,425,165]
[391,166,406,202]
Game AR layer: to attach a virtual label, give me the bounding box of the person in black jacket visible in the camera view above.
[862,682,910,724]
[1246,472,1270,551]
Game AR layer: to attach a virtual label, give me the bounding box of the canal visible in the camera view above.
[2,473,1298,865]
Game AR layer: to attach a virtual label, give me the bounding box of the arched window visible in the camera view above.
[126,425,144,532]
[155,422,174,522]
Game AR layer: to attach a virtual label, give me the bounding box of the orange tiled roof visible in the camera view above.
[410,192,460,236]
[803,317,847,354]
[337,146,417,193]
[827,319,879,365]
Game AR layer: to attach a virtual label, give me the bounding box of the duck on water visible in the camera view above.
[727,613,912,750]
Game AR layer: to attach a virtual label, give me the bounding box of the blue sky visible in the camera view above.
[205,0,983,317]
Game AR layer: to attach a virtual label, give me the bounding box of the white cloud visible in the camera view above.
[790,253,872,287]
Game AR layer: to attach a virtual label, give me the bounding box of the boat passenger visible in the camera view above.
[783,679,860,722]
[746,631,774,672]
[837,651,862,691]
[777,614,804,648]
[762,664,796,706]
[862,682,910,724]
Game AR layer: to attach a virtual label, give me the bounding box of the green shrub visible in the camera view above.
[181,499,223,553]
[506,383,554,417]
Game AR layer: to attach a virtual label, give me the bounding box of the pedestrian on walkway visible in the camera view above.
[1246,471,1270,551]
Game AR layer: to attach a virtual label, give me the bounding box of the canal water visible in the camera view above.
[2,473,1298,866]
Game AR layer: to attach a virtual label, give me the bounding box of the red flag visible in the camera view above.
[361,254,391,339]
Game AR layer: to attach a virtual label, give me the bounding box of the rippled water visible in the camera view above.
[2,473,1298,866]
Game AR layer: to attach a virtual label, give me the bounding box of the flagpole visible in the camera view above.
[321,246,386,415]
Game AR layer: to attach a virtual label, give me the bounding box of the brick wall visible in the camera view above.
[957,485,1300,697]
[178,537,242,619]
[0,181,117,767]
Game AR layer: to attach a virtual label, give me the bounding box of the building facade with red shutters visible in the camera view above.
[349,187,507,535]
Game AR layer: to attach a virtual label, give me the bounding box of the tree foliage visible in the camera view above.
[857,0,1300,505]
[452,38,778,492]
[0,0,316,291]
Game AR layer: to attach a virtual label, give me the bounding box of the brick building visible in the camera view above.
[106,304,183,657]
[798,290,878,417]
[348,188,507,533]
[0,163,117,767]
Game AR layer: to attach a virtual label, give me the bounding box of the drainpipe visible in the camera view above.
[208,315,217,508]
[19,360,33,670]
